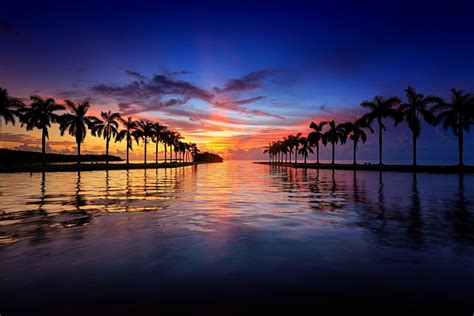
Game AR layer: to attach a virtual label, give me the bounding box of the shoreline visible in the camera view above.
[254,161,474,174]
[0,161,200,173]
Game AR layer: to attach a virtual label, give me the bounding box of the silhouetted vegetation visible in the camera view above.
[193,152,223,163]
[0,87,203,168]
[264,86,474,167]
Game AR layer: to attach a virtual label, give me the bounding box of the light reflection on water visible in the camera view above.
[0,161,473,314]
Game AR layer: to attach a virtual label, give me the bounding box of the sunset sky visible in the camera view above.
[1,1,474,163]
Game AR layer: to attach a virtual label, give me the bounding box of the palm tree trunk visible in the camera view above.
[295,145,298,164]
[412,132,417,166]
[316,143,320,164]
[304,154,307,164]
[289,150,292,163]
[331,142,335,165]
[155,141,158,164]
[458,125,464,166]
[164,144,167,163]
[126,135,130,165]
[144,137,147,164]
[77,141,81,164]
[106,135,110,165]
[378,117,383,165]
[42,128,47,165]
[353,138,357,165]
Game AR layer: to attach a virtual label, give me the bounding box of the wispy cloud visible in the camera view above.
[214,69,278,93]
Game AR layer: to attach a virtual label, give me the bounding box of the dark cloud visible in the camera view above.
[91,70,284,119]
[0,18,25,40]
[214,69,278,93]
[91,73,213,103]
[120,68,148,80]
[214,96,283,120]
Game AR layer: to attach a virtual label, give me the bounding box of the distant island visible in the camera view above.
[0,149,122,164]
[193,152,223,163]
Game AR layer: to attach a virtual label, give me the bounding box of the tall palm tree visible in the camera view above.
[343,118,374,165]
[324,120,347,165]
[360,95,401,165]
[135,120,154,164]
[18,95,65,164]
[396,86,441,166]
[116,116,137,165]
[293,133,302,163]
[59,100,96,164]
[169,131,183,162]
[432,89,474,166]
[190,143,199,162]
[263,142,272,162]
[308,121,327,164]
[0,87,23,147]
[161,129,171,163]
[151,122,166,164]
[298,137,313,164]
[92,111,121,164]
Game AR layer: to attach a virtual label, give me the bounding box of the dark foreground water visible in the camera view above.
[1,161,473,315]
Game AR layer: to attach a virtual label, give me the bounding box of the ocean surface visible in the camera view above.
[1,161,473,314]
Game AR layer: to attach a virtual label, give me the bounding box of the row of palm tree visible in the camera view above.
[264,87,474,166]
[0,87,200,165]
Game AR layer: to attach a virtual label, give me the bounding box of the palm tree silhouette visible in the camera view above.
[161,129,171,163]
[396,86,441,166]
[18,95,65,165]
[116,116,137,165]
[308,121,327,164]
[263,142,272,162]
[92,111,121,164]
[324,120,347,165]
[432,88,474,166]
[151,122,166,164]
[59,100,96,164]
[293,133,302,164]
[135,120,154,164]
[360,96,400,165]
[0,87,23,148]
[343,118,373,165]
[190,143,199,162]
[298,137,313,164]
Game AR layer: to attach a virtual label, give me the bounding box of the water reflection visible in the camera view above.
[0,162,473,248]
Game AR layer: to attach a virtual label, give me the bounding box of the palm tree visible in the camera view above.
[169,131,183,162]
[59,100,96,164]
[324,120,347,165]
[0,88,23,147]
[293,133,302,163]
[151,123,166,164]
[343,118,373,165]
[263,142,272,162]
[135,120,154,164]
[298,137,313,164]
[161,129,171,163]
[360,95,401,165]
[18,95,65,164]
[396,86,441,166]
[432,89,474,166]
[308,121,327,164]
[116,116,137,165]
[92,111,121,164]
[190,143,199,162]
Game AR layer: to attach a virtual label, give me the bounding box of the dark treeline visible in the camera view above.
[0,148,122,164]
[193,152,224,163]
[0,87,201,165]
[264,87,474,166]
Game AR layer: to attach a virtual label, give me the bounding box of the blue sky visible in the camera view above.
[1,0,473,162]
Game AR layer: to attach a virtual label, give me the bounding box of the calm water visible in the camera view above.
[1,161,473,314]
